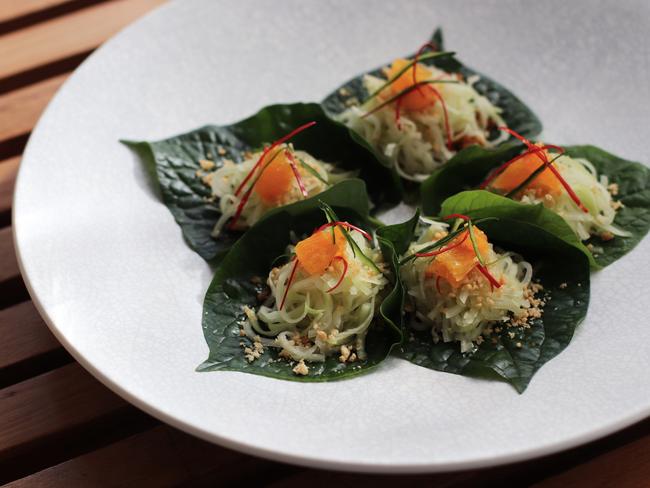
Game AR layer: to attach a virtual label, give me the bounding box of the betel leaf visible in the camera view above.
[197,194,402,381]
[322,27,542,141]
[377,209,421,257]
[420,142,524,214]
[382,208,590,393]
[564,146,650,267]
[439,190,597,268]
[374,210,422,344]
[422,144,650,267]
[122,103,401,262]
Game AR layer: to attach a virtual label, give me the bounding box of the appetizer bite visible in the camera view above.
[421,127,650,267]
[323,28,541,182]
[338,47,505,180]
[198,197,402,381]
[377,210,590,392]
[240,204,388,374]
[208,122,353,236]
[400,214,540,353]
[480,128,627,243]
[123,103,400,261]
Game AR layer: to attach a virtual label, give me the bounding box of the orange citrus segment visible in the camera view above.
[253,151,294,205]
[386,58,434,111]
[426,227,490,286]
[295,227,347,276]
[491,148,562,197]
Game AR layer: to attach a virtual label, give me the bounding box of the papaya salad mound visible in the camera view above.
[421,128,650,267]
[323,28,541,182]
[197,200,403,381]
[378,210,590,393]
[123,102,401,262]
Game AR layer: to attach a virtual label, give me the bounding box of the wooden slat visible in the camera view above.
[533,434,650,488]
[4,425,274,487]
[0,157,19,215]
[0,0,165,81]
[0,301,61,371]
[0,227,19,283]
[0,0,72,23]
[5,427,186,488]
[0,363,126,461]
[0,73,68,142]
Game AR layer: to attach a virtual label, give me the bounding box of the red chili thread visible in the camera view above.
[476,263,502,290]
[279,258,300,310]
[326,256,349,293]
[229,182,257,231]
[435,275,443,294]
[284,150,309,198]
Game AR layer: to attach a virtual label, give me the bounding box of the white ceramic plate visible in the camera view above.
[14,0,650,473]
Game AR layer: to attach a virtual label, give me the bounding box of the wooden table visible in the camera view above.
[1,1,648,486]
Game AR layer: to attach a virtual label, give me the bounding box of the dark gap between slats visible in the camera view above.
[181,461,300,488]
[0,406,159,485]
[0,277,30,310]
[0,348,73,390]
[0,50,92,95]
[0,209,10,228]
[0,0,110,36]
[0,134,29,161]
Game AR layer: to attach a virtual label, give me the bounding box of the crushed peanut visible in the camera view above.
[339,345,351,363]
[242,336,264,363]
[292,360,309,376]
[200,173,214,186]
[199,159,216,171]
[509,282,545,328]
[611,200,624,210]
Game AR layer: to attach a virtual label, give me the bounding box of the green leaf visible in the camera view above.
[377,209,421,257]
[198,192,402,381]
[420,142,524,214]
[375,210,421,348]
[440,190,597,267]
[422,144,650,267]
[122,102,401,262]
[381,207,590,393]
[322,27,542,142]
